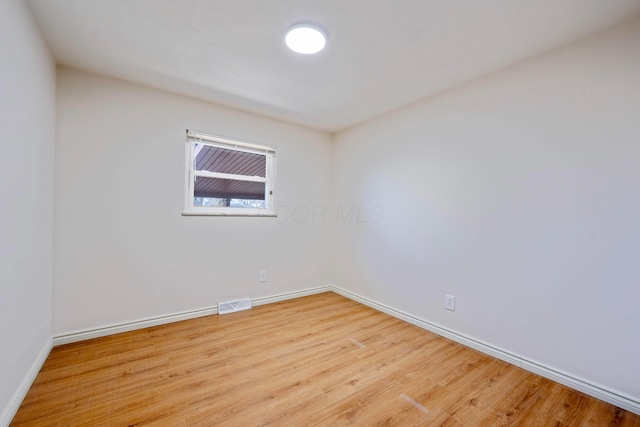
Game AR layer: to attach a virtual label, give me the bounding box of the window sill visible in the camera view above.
[182,209,277,217]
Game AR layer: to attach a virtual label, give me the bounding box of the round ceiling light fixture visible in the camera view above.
[285,23,327,54]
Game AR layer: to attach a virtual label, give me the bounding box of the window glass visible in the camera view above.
[184,131,276,216]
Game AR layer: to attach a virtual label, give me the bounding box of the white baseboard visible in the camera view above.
[329,285,640,416]
[52,286,332,346]
[252,286,332,307]
[53,305,219,346]
[0,337,52,427]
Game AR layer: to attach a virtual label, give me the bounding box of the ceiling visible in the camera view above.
[26,0,640,133]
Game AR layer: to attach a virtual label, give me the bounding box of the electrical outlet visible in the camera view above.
[445,295,455,311]
[260,270,267,282]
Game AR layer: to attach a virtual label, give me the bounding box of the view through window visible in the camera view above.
[184,131,276,216]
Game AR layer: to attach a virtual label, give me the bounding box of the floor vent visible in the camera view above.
[218,298,252,315]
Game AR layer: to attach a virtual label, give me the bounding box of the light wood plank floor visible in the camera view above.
[12,292,640,426]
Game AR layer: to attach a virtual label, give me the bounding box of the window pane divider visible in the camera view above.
[194,170,267,183]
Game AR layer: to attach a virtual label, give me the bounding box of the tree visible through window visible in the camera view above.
[184,130,276,216]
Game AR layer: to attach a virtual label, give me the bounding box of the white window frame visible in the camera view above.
[183,130,277,216]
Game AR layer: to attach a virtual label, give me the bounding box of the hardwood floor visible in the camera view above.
[11,292,640,426]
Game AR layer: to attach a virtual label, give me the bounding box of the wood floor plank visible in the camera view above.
[10,292,640,426]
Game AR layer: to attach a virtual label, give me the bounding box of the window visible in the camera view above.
[184,130,276,216]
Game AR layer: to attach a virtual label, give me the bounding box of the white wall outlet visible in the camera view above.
[445,295,455,311]
[259,270,267,282]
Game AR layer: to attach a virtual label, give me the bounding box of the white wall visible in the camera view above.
[332,18,640,401]
[0,0,56,422]
[54,67,332,335]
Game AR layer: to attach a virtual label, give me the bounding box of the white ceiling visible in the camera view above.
[26,0,640,133]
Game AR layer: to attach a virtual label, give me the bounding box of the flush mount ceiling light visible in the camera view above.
[285,23,327,54]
